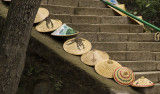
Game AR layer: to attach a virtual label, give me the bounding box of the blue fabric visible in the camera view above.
[110,0,118,5]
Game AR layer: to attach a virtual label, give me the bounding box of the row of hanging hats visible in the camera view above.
[34,5,154,88]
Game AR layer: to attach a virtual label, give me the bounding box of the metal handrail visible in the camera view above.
[102,0,160,32]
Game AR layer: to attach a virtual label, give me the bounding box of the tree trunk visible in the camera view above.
[0,0,42,94]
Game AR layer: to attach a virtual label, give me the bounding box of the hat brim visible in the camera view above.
[113,67,135,86]
[34,8,49,23]
[63,38,92,55]
[51,31,79,37]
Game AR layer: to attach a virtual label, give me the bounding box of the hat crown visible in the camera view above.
[140,76,145,79]
[107,60,113,64]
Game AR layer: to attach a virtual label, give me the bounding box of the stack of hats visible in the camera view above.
[34,7,78,37]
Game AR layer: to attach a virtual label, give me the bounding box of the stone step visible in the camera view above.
[78,32,155,42]
[74,7,116,16]
[134,71,160,83]
[42,0,108,8]
[118,61,158,72]
[140,83,160,94]
[152,52,160,61]
[92,42,160,52]
[50,14,131,24]
[54,14,129,24]
[106,51,153,61]
[41,4,116,16]
[66,23,143,33]
[41,4,74,15]
[72,16,132,24]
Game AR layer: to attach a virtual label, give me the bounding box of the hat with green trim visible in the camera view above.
[132,76,154,87]
[51,24,79,36]
[113,67,135,86]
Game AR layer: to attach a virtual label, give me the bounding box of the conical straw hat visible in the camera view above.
[35,19,62,32]
[63,37,92,55]
[113,67,135,86]
[132,76,154,87]
[95,60,122,78]
[81,49,109,66]
[51,24,79,36]
[34,8,49,23]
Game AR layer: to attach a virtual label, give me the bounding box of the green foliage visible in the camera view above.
[54,80,63,91]
[136,0,160,21]
[117,0,160,27]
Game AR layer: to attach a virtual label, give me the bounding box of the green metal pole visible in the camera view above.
[102,0,160,32]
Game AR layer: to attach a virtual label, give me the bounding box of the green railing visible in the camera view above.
[102,0,160,32]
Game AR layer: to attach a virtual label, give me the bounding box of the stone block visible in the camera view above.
[72,15,100,24]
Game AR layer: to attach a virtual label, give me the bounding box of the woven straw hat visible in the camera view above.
[63,37,92,55]
[81,49,109,66]
[132,76,154,87]
[34,8,49,23]
[35,19,62,32]
[95,60,122,78]
[51,24,79,36]
[113,67,135,86]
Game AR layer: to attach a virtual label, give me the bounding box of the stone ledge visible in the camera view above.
[29,29,140,94]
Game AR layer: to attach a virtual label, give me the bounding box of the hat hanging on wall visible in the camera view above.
[81,49,109,66]
[51,24,79,36]
[132,76,154,87]
[35,19,62,32]
[34,7,49,23]
[95,59,122,78]
[63,37,92,55]
[113,67,135,86]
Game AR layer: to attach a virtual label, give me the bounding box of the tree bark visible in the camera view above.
[0,0,42,94]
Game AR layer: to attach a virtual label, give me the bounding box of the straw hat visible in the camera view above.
[95,60,122,78]
[132,76,154,87]
[35,19,62,32]
[81,49,109,66]
[63,37,92,55]
[34,8,49,23]
[51,24,79,36]
[113,67,135,86]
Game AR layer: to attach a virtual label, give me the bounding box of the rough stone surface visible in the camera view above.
[41,5,74,15]
[48,0,78,6]
[72,15,100,24]
[100,25,143,33]
[74,7,115,16]
[34,82,51,94]
[101,16,132,24]
[92,42,127,51]
[119,61,158,72]
[67,23,99,32]
[49,14,72,23]
[78,32,98,42]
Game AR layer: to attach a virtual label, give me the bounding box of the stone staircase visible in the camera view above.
[40,0,160,93]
